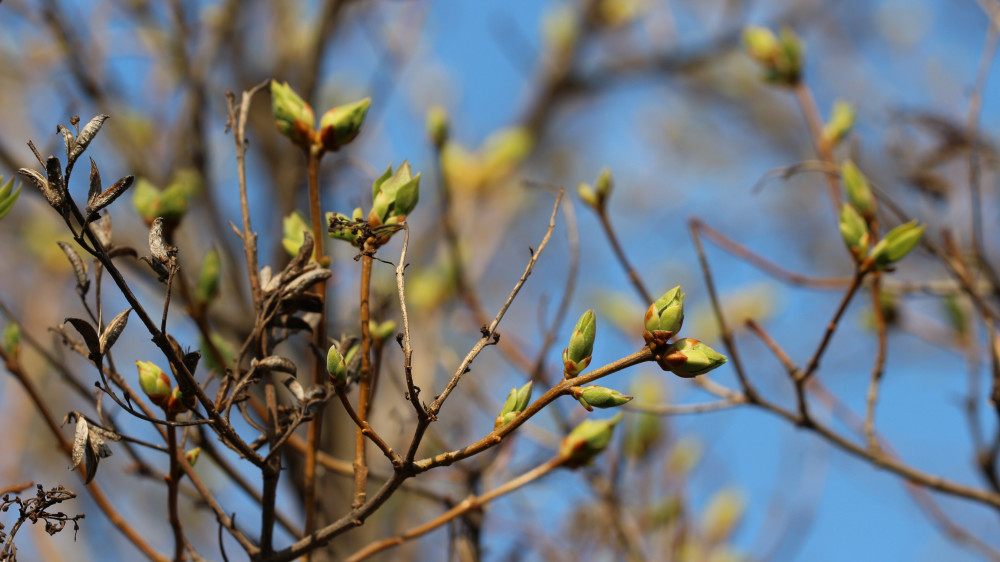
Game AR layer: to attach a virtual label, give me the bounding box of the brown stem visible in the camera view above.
[792,80,841,213]
[596,207,653,304]
[165,412,185,562]
[354,252,374,508]
[303,142,327,551]
[863,271,889,450]
[345,457,563,562]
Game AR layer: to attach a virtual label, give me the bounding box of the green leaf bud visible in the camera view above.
[137,360,172,407]
[0,176,22,220]
[495,381,533,428]
[656,338,727,378]
[573,385,633,411]
[577,182,598,208]
[195,247,220,307]
[426,106,450,148]
[563,309,596,376]
[283,211,310,257]
[822,100,855,147]
[869,220,925,268]
[841,160,875,218]
[559,413,624,468]
[839,203,869,262]
[319,97,371,152]
[270,80,315,148]
[185,447,202,467]
[643,286,684,348]
[327,343,348,386]
[3,322,20,359]
[595,168,613,201]
[368,320,397,341]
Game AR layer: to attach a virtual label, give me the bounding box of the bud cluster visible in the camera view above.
[643,287,727,378]
[742,26,804,86]
[270,80,371,153]
[495,382,533,429]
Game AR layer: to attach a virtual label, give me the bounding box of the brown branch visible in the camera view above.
[345,457,563,562]
[595,206,652,304]
[354,251,375,508]
[165,413,185,562]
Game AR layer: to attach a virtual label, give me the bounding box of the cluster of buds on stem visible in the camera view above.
[329,163,421,247]
[577,168,613,209]
[643,287,727,378]
[271,80,371,153]
[495,381,533,429]
[836,162,925,268]
[742,26,804,86]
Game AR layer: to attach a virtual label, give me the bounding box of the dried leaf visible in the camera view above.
[149,217,176,264]
[88,158,101,202]
[87,424,122,442]
[69,114,108,164]
[93,213,113,249]
[18,167,62,208]
[256,355,297,375]
[87,175,134,215]
[57,241,89,293]
[286,230,314,276]
[281,268,331,299]
[99,308,131,355]
[283,377,306,402]
[183,350,202,376]
[64,317,100,360]
[69,415,88,472]
[45,156,64,202]
[56,124,75,160]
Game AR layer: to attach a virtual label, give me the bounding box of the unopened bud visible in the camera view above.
[644,286,684,348]
[0,176,22,220]
[369,320,397,341]
[426,106,449,148]
[195,248,220,307]
[3,322,19,360]
[743,26,803,85]
[822,100,855,147]
[841,161,875,218]
[577,182,598,208]
[839,203,869,262]
[327,343,348,386]
[283,211,310,257]
[559,413,623,468]
[137,360,172,408]
[319,97,371,152]
[369,162,420,228]
[563,309,596,376]
[166,386,194,415]
[595,168,613,201]
[656,338,727,378]
[573,385,633,411]
[495,381,533,428]
[270,80,315,148]
[185,447,202,467]
[869,220,925,268]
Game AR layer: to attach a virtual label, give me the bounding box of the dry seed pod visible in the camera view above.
[99,308,131,355]
[69,114,109,164]
[87,175,134,215]
[57,241,89,293]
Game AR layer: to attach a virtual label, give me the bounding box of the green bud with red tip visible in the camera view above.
[656,338,727,378]
[563,309,596,376]
[572,385,633,411]
[185,447,202,467]
[319,98,371,153]
[137,360,171,408]
[271,81,315,148]
[559,413,624,468]
[644,286,684,348]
